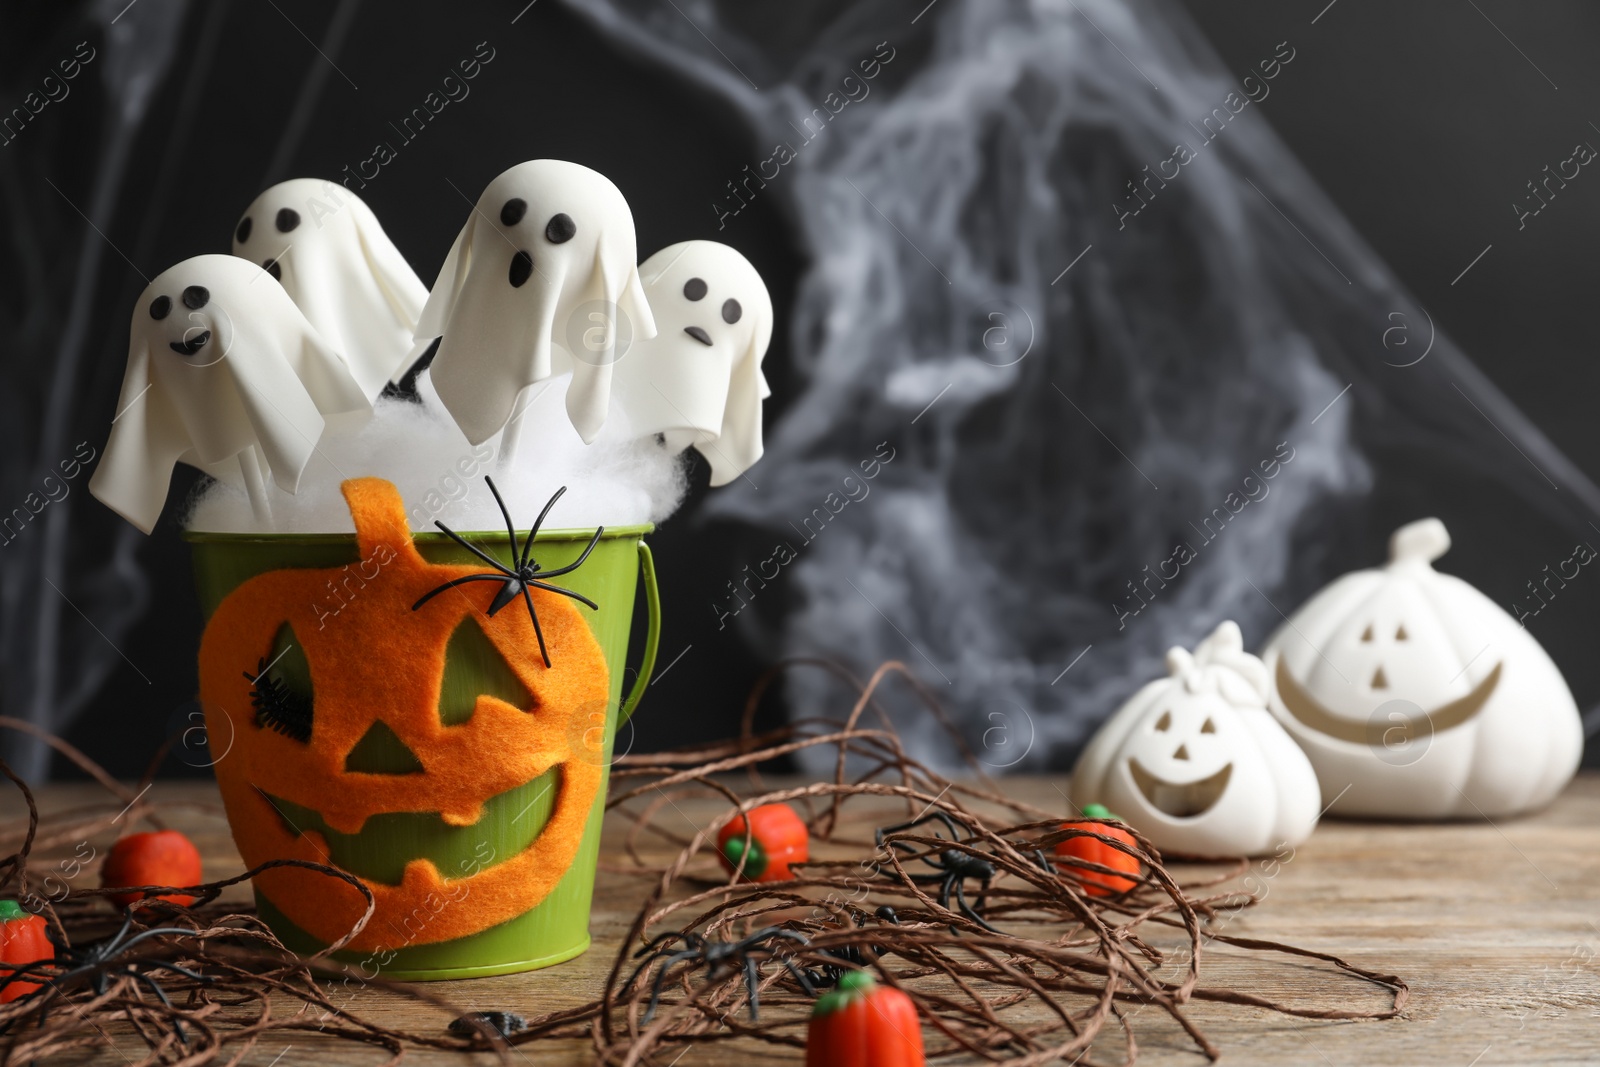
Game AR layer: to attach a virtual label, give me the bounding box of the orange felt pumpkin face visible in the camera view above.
[198,478,608,952]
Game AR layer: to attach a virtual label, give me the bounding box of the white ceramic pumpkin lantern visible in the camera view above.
[1260,518,1582,819]
[1071,621,1320,858]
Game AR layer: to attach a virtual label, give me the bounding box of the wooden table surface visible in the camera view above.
[20,775,1600,1066]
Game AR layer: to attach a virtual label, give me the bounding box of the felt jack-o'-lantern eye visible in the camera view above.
[198,478,609,952]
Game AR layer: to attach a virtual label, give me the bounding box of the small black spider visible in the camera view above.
[244,655,312,742]
[874,811,1047,934]
[0,910,213,1043]
[796,906,900,989]
[448,1010,528,1040]
[412,479,602,668]
[626,926,816,1021]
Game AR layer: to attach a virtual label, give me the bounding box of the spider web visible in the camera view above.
[562,0,1600,772]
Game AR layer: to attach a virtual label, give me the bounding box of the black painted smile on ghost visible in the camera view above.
[152,283,212,354]
[169,331,210,355]
[678,273,740,346]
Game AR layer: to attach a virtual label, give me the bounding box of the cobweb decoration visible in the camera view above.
[577,1,1600,770]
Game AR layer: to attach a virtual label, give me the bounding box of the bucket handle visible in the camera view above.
[618,539,661,726]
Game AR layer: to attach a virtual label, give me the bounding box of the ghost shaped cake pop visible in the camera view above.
[416,160,655,450]
[1260,518,1582,819]
[614,241,773,486]
[89,255,369,533]
[1071,621,1320,858]
[230,179,426,399]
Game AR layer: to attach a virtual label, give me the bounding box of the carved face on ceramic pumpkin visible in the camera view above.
[198,478,609,951]
[1071,622,1320,858]
[1262,518,1582,819]
[1271,523,1502,743]
[1123,701,1234,820]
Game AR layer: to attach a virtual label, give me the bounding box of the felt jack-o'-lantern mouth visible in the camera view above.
[1273,657,1501,745]
[199,478,609,952]
[253,764,562,889]
[1126,759,1233,818]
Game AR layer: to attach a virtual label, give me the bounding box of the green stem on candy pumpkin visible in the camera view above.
[811,968,877,1017]
[721,835,768,879]
[1081,802,1125,822]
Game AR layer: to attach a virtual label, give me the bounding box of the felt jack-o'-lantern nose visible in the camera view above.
[198,478,609,952]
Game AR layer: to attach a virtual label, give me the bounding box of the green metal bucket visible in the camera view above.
[183,523,661,980]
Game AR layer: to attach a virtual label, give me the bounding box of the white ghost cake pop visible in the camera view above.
[89,255,369,533]
[1071,621,1320,858]
[230,179,426,398]
[416,160,655,448]
[1261,518,1582,819]
[614,241,773,487]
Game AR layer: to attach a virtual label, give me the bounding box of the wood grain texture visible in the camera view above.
[18,775,1600,1065]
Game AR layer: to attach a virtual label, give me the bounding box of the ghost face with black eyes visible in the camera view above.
[89,255,368,534]
[232,202,300,284]
[146,281,220,359]
[614,241,773,487]
[418,160,655,446]
[231,179,427,398]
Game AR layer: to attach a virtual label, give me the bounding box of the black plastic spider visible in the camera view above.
[0,911,213,1043]
[795,905,900,989]
[448,1010,528,1041]
[412,479,602,668]
[244,655,312,742]
[874,811,1049,934]
[626,926,817,1021]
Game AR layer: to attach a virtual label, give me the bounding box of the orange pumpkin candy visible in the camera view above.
[1055,804,1141,896]
[806,970,925,1067]
[0,900,53,1003]
[197,478,610,952]
[717,803,809,882]
[102,830,204,908]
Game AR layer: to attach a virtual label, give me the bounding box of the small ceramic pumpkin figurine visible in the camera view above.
[1261,518,1582,819]
[1071,621,1320,858]
[806,970,925,1067]
[717,803,809,883]
[0,900,53,1003]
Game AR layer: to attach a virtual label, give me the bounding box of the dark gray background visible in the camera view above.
[2,0,1596,778]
